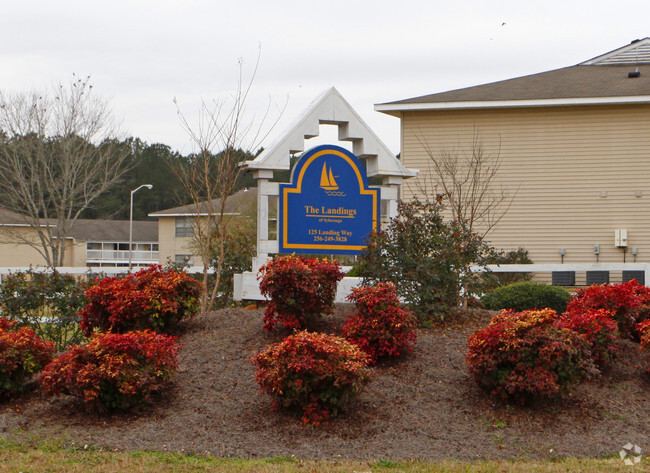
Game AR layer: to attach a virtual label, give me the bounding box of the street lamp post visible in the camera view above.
[129,184,153,268]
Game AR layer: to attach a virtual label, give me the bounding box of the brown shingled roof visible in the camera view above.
[380,65,650,107]
[149,187,257,217]
[0,208,157,242]
[0,208,34,226]
[377,39,650,110]
[68,219,158,243]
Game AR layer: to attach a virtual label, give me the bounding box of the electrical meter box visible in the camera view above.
[615,229,628,247]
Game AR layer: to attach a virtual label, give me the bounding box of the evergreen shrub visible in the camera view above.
[481,281,571,314]
[556,308,619,367]
[566,280,650,339]
[353,199,492,322]
[0,270,86,350]
[0,318,55,397]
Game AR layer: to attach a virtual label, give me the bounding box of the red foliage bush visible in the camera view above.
[41,330,179,411]
[466,309,597,403]
[253,331,370,424]
[638,319,650,377]
[258,255,344,331]
[555,308,619,367]
[640,320,650,348]
[566,280,650,339]
[0,318,16,331]
[343,282,416,363]
[80,265,201,336]
[0,318,55,397]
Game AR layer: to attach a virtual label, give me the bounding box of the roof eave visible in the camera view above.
[148,212,241,218]
[375,95,650,113]
[0,222,54,228]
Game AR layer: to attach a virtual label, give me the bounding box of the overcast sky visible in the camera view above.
[2,0,649,155]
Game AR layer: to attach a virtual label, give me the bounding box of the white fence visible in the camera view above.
[234,262,650,302]
[4,263,646,301]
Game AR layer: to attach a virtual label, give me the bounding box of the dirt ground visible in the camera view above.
[0,306,648,461]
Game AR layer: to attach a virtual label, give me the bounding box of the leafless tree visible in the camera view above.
[416,129,516,238]
[173,54,285,313]
[0,75,130,268]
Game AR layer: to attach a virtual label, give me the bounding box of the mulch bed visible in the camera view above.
[0,306,648,461]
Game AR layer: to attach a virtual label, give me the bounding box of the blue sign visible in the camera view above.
[279,145,380,255]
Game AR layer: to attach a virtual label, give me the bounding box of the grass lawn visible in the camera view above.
[0,440,642,473]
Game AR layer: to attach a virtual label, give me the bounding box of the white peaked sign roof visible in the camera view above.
[242,87,417,178]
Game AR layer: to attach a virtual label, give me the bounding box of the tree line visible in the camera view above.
[79,139,258,221]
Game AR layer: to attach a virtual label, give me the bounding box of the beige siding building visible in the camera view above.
[0,208,158,268]
[149,187,257,267]
[376,39,650,284]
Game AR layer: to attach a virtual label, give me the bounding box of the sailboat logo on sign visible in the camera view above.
[320,163,345,196]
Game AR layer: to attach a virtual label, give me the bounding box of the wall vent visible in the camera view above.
[623,270,645,285]
[552,271,575,286]
[586,271,610,285]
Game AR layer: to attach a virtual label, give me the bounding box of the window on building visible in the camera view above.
[380,199,388,219]
[175,217,194,237]
[174,254,194,266]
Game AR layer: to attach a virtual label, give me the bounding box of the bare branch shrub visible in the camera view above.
[416,129,516,237]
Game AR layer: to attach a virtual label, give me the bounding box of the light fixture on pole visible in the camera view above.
[129,184,153,268]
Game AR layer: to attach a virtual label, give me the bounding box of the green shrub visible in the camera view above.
[481,281,571,314]
[0,270,87,351]
[354,199,492,322]
[209,217,256,308]
[253,331,370,424]
[483,247,533,289]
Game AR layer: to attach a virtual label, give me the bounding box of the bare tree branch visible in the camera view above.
[413,128,517,238]
[172,52,286,313]
[0,75,130,268]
